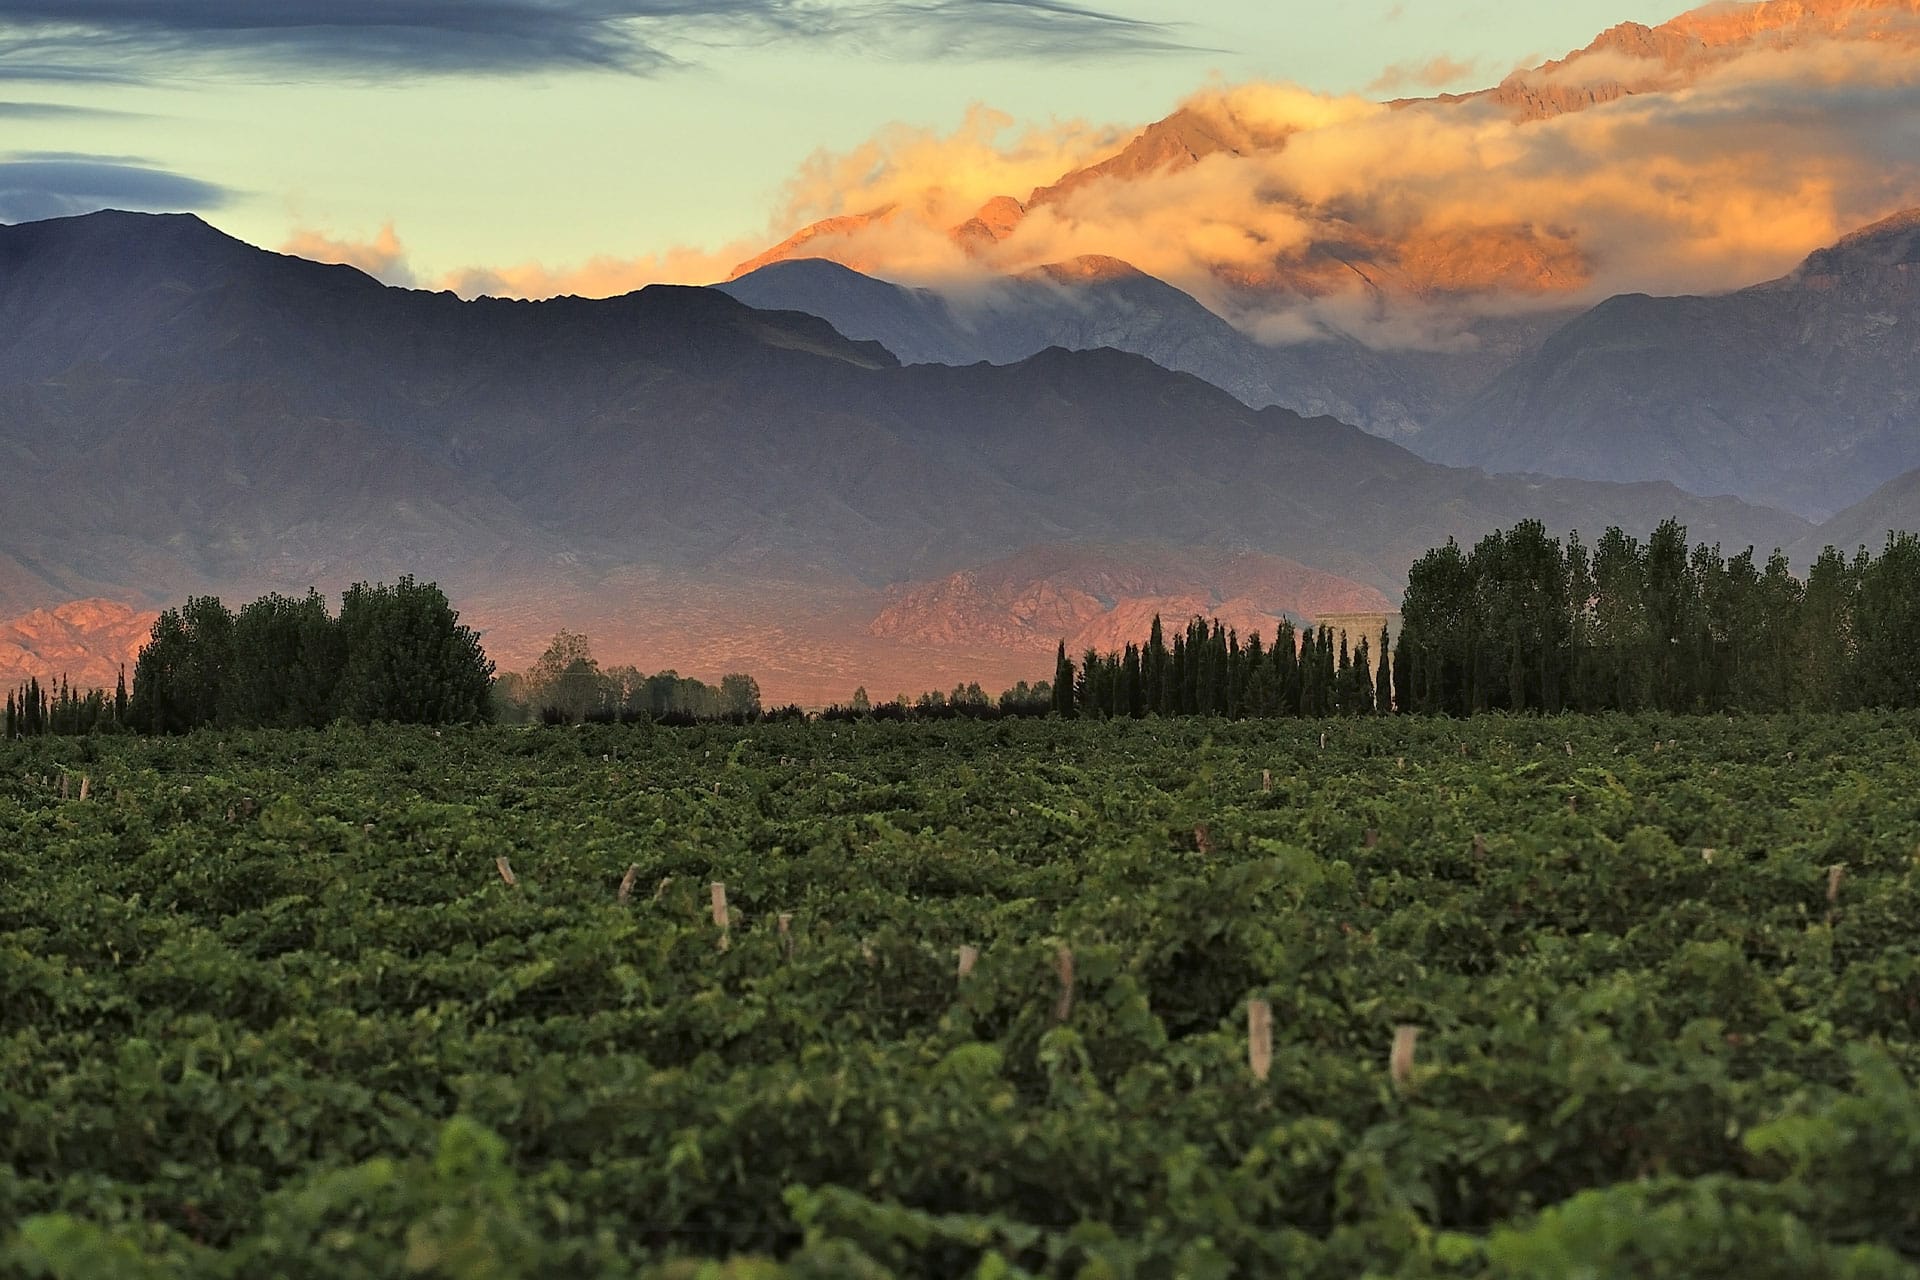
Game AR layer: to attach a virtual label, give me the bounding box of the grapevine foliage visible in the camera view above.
[3,715,1920,1277]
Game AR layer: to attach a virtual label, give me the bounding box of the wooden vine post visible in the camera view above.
[711,882,730,951]
[495,856,517,887]
[617,864,641,903]
[1248,998,1273,1082]
[957,945,979,979]
[1054,945,1075,1021]
[1390,1025,1419,1093]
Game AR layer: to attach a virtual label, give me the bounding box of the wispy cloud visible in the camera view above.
[0,99,139,118]
[0,0,1191,81]
[1366,54,1482,95]
[0,152,231,223]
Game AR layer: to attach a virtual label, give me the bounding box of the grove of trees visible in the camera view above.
[1053,613,1392,720]
[492,630,763,724]
[127,578,494,733]
[1396,521,1920,714]
[1050,523,1920,720]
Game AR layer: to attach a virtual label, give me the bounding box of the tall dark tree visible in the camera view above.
[1144,615,1169,716]
[1051,642,1076,718]
[1122,643,1144,718]
[1375,623,1394,714]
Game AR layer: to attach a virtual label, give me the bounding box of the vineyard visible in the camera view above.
[5,715,1920,1278]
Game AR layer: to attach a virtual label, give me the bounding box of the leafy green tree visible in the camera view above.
[1401,540,1476,714]
[225,590,343,728]
[335,577,493,725]
[720,673,762,717]
[1796,546,1857,710]
[129,608,191,734]
[1853,532,1920,709]
[526,630,603,723]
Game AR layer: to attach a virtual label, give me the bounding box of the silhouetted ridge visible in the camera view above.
[0,209,1808,627]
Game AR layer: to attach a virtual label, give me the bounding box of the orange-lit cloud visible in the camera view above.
[439,240,753,298]
[276,5,1920,346]
[1367,55,1483,94]
[278,222,757,299]
[733,23,1920,347]
[280,222,414,286]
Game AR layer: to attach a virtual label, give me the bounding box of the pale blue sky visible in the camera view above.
[0,1,1698,279]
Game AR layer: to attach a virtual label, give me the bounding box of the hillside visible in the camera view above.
[1803,463,1920,559]
[0,600,154,690]
[867,545,1393,654]
[717,257,1558,439]
[1425,210,1920,519]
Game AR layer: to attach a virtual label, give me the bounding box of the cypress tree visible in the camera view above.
[1052,642,1076,718]
[1354,637,1376,714]
[114,666,128,726]
[1274,621,1299,716]
[1144,615,1168,715]
[1243,632,1265,717]
[1213,624,1234,716]
[1077,648,1104,719]
[1336,631,1352,715]
[1122,643,1144,717]
[1188,618,1209,715]
[1376,623,1394,713]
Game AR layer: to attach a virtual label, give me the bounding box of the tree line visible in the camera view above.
[1046,612,1392,720]
[492,630,769,725]
[1395,520,1920,714]
[115,578,493,735]
[10,521,1919,735]
[5,672,129,739]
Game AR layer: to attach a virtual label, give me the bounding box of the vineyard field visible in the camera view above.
[5,715,1920,1278]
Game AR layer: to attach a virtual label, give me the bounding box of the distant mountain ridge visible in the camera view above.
[0,210,1819,699]
[1424,208,1920,518]
[868,545,1393,653]
[0,600,153,690]
[717,256,1561,440]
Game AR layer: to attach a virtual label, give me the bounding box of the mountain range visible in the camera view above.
[0,209,1839,702]
[719,209,1920,522]
[716,256,1560,441]
[706,0,1920,524]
